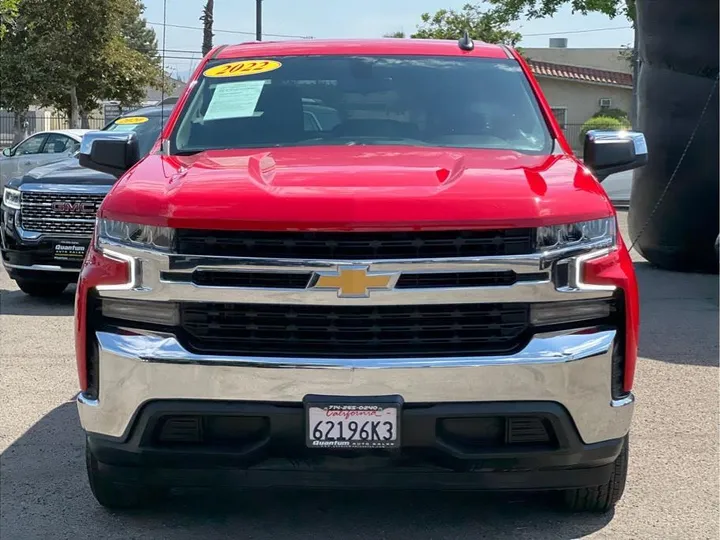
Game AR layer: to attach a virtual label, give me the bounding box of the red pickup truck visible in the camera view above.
[74,37,646,512]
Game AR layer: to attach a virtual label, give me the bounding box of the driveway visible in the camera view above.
[0,211,717,539]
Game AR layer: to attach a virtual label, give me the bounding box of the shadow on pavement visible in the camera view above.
[0,403,612,540]
[635,262,719,367]
[0,286,76,317]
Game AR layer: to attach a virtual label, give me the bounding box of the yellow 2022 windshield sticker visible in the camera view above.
[115,116,149,125]
[204,60,282,78]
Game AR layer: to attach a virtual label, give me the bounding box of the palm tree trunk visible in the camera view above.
[201,0,214,56]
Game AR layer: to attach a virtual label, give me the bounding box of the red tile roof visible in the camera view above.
[528,59,633,88]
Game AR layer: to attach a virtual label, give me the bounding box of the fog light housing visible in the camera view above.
[101,298,179,326]
[530,300,613,326]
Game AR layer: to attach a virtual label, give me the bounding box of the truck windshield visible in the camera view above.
[104,115,165,157]
[171,55,552,155]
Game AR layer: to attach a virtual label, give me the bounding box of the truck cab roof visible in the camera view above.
[215,38,511,60]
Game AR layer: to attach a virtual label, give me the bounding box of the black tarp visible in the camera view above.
[629,0,719,272]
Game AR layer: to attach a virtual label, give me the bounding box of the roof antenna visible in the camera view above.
[458,30,474,51]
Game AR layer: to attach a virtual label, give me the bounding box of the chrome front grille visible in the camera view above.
[95,228,617,360]
[20,191,104,235]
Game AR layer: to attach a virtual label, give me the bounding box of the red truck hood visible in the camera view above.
[101,146,613,230]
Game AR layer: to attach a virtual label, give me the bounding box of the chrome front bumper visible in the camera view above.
[77,327,634,445]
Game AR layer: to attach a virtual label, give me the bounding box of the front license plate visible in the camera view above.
[305,398,401,449]
[54,242,86,261]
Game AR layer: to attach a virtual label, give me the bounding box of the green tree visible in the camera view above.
[0,1,46,143]
[36,0,164,127]
[383,30,406,38]
[487,0,634,20]
[22,0,116,128]
[591,107,629,123]
[579,115,630,144]
[0,0,19,39]
[410,3,521,45]
[121,0,158,58]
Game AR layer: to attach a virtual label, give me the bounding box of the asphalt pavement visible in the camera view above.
[1,211,718,539]
[601,170,633,207]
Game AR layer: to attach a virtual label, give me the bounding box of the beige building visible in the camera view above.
[523,40,633,149]
[524,44,631,74]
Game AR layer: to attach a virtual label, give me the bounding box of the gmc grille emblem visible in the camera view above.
[51,201,97,213]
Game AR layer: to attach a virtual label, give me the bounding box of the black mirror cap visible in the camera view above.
[78,131,141,178]
[583,130,649,182]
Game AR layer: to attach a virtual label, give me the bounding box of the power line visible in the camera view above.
[160,55,203,61]
[521,26,631,37]
[152,23,624,44]
[158,48,201,54]
[147,21,312,39]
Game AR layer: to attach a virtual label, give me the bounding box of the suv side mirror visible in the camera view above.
[78,131,141,178]
[583,130,648,182]
[1,147,12,157]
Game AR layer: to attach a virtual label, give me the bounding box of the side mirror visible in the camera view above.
[583,130,648,182]
[1,147,12,157]
[78,131,140,178]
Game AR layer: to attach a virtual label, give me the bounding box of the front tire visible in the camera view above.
[562,435,629,513]
[86,442,149,510]
[16,279,68,297]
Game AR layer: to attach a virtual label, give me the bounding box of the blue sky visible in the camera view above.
[144,0,634,80]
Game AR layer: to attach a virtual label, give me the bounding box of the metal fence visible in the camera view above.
[0,110,118,148]
[561,124,586,152]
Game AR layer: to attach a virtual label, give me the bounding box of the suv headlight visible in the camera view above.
[537,217,616,251]
[2,188,21,210]
[96,219,174,252]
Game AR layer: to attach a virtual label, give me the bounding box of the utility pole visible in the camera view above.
[255,0,262,41]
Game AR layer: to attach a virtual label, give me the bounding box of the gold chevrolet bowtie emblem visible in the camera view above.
[312,266,398,298]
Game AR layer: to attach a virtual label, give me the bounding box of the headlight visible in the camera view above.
[2,188,21,210]
[537,218,616,251]
[96,219,174,252]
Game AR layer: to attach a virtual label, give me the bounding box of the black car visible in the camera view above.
[0,106,170,296]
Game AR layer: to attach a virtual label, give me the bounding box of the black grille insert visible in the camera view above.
[396,271,518,288]
[180,302,531,358]
[175,229,535,260]
[191,271,311,288]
